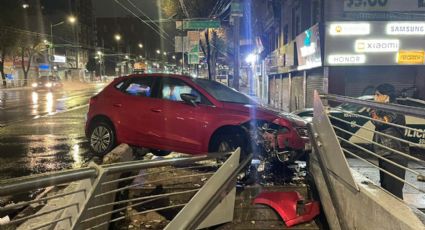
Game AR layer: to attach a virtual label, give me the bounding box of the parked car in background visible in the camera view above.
[32,76,63,91]
[85,74,309,160]
[293,95,425,147]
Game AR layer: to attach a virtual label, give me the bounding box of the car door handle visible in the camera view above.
[113,103,122,108]
[151,108,162,113]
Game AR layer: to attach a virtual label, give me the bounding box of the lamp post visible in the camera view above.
[114,34,122,75]
[50,16,76,55]
[49,16,76,76]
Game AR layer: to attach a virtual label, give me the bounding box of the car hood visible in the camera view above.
[221,102,306,126]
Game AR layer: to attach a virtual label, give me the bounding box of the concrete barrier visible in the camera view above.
[18,144,133,230]
[310,154,425,230]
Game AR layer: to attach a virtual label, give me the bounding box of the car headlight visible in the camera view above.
[32,83,37,87]
[45,83,52,87]
[295,127,309,138]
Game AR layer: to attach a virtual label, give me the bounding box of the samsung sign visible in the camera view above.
[325,21,425,66]
[386,23,425,35]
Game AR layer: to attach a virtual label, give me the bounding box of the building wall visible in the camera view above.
[261,0,425,110]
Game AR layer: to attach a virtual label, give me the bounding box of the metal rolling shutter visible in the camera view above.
[291,75,304,111]
[281,76,290,112]
[345,70,416,97]
[306,73,325,108]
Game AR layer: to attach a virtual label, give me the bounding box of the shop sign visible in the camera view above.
[175,36,189,53]
[344,0,425,12]
[39,64,50,71]
[328,54,366,65]
[329,23,370,35]
[295,24,322,70]
[397,51,425,64]
[53,55,66,63]
[4,61,14,74]
[325,21,425,65]
[386,22,425,35]
[355,39,399,52]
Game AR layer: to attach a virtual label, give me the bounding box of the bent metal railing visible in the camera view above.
[321,94,425,189]
[0,147,249,230]
[309,91,425,227]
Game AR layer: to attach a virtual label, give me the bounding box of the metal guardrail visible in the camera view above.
[0,149,246,230]
[315,93,425,197]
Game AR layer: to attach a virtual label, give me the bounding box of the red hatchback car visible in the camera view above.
[85,74,308,157]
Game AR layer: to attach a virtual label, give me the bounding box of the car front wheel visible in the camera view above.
[89,122,116,156]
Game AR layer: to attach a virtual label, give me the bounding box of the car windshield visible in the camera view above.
[192,78,252,104]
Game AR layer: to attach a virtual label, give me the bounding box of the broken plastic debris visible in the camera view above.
[0,216,10,225]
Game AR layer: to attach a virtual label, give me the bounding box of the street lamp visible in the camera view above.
[163,52,167,56]
[22,3,29,9]
[50,15,77,55]
[156,50,160,54]
[114,34,121,41]
[138,43,143,48]
[172,55,176,60]
[68,16,77,24]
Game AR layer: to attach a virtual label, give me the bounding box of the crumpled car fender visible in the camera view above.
[253,191,320,227]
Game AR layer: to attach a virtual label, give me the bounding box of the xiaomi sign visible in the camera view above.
[355,39,400,52]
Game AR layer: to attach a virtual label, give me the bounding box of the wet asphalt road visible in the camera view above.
[0,83,106,180]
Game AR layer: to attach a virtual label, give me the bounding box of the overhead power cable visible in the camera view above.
[126,0,170,37]
[113,0,173,45]
[179,0,190,18]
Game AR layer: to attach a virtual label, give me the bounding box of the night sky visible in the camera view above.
[93,0,160,19]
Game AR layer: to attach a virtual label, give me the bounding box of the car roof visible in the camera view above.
[124,73,193,80]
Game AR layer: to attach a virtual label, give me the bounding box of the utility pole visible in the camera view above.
[231,0,242,90]
[233,17,240,90]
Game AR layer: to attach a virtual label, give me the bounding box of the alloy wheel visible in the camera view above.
[90,125,111,153]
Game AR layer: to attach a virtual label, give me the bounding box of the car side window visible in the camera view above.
[123,78,153,97]
[160,78,209,104]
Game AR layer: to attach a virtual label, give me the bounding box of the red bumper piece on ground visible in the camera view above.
[253,191,320,227]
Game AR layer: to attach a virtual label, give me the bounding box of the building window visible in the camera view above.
[312,0,320,25]
[283,25,288,45]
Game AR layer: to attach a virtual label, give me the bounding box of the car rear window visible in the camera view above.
[122,77,153,97]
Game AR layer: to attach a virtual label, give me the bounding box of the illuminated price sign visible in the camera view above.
[344,0,425,12]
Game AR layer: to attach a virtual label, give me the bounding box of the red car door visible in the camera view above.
[153,77,215,154]
[113,77,163,148]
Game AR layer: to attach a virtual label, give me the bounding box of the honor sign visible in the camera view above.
[325,21,425,66]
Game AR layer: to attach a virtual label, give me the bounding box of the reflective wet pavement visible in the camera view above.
[0,83,105,180]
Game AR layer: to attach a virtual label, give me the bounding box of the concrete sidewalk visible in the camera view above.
[348,158,425,209]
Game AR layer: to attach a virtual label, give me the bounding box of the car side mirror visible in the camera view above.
[180,93,198,106]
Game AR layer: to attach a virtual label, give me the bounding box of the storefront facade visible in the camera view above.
[263,0,425,111]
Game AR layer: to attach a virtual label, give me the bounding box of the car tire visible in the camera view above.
[151,150,171,156]
[211,134,246,158]
[89,121,116,156]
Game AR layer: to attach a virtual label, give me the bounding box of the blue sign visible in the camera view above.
[39,64,50,70]
[5,74,13,80]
